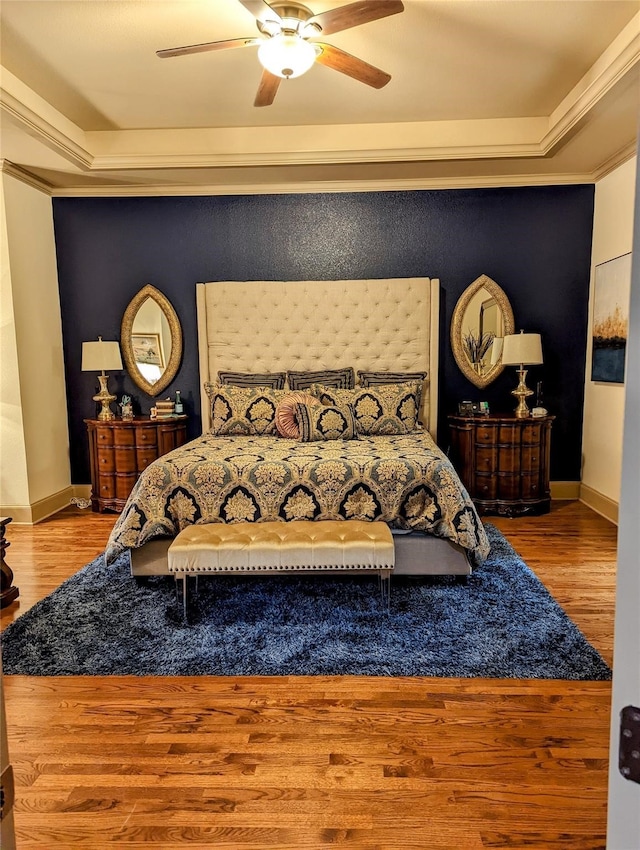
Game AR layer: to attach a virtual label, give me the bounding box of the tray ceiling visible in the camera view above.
[1,0,638,194]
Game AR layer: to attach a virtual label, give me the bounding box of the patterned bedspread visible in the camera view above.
[104,430,490,565]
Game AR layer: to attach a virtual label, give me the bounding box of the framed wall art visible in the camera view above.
[131,332,165,368]
[591,252,632,384]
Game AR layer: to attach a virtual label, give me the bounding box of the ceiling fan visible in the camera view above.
[157,0,404,107]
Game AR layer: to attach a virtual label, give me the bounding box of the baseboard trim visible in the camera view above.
[550,481,581,500]
[0,485,88,525]
[579,483,619,525]
[1,486,74,524]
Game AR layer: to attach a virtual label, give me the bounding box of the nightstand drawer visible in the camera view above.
[97,475,115,498]
[97,448,114,472]
[137,448,158,471]
[474,474,497,500]
[95,428,113,446]
[521,423,544,444]
[116,474,137,501]
[114,429,135,447]
[521,475,541,499]
[114,447,136,473]
[521,447,541,474]
[496,473,521,501]
[475,447,497,471]
[136,428,158,447]
[476,425,498,444]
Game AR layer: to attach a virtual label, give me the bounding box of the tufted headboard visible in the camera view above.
[196,278,440,437]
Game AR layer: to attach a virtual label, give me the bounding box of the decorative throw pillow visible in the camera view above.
[205,384,289,435]
[275,392,322,438]
[310,382,420,435]
[295,401,358,442]
[217,371,287,389]
[357,370,427,386]
[287,367,355,391]
[358,370,427,423]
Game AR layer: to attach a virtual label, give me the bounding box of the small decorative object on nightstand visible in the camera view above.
[119,394,134,420]
[85,416,187,512]
[501,331,543,418]
[448,412,554,516]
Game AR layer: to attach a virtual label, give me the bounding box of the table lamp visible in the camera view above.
[82,337,123,421]
[501,331,543,418]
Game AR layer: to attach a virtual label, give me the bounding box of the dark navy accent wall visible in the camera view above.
[53,186,594,485]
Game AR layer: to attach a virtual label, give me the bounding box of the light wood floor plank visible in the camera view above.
[1,501,616,849]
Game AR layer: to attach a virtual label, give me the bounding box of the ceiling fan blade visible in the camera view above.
[315,43,391,89]
[237,0,283,27]
[254,69,281,106]
[309,0,403,36]
[157,37,260,59]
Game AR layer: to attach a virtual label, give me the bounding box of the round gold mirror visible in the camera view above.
[121,284,183,397]
[451,274,515,389]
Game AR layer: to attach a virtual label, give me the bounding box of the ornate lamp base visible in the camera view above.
[93,374,117,421]
[511,367,534,418]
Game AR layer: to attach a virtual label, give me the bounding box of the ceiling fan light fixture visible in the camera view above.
[258,33,318,78]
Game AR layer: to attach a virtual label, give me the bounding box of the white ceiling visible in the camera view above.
[1,0,639,195]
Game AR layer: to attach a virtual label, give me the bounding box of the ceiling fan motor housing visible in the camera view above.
[257,2,321,37]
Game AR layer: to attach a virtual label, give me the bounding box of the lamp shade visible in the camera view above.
[258,34,318,78]
[82,339,122,372]
[501,332,543,366]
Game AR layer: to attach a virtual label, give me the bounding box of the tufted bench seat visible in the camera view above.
[167,520,395,619]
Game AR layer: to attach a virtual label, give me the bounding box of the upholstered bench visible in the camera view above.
[167,520,395,619]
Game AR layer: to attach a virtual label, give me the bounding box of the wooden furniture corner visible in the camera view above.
[0,517,19,609]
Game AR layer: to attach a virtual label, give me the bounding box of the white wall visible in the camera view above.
[582,156,637,508]
[0,179,29,508]
[0,173,71,520]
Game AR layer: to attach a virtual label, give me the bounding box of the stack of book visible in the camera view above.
[155,399,175,419]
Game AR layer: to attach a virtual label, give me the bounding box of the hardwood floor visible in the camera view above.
[1,502,617,849]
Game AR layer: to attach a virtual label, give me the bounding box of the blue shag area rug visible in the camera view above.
[1,524,611,679]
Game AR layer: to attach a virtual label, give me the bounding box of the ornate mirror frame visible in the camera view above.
[451,274,515,389]
[120,284,183,397]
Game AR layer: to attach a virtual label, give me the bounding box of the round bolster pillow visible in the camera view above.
[275,391,322,438]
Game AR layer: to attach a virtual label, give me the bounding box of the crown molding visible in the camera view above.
[86,117,547,171]
[541,17,640,154]
[592,141,638,181]
[1,160,53,194]
[9,143,632,197]
[0,70,92,170]
[88,143,544,171]
[48,171,595,198]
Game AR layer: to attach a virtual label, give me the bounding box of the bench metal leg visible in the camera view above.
[174,574,189,621]
[182,574,188,620]
[378,570,391,614]
[173,573,200,622]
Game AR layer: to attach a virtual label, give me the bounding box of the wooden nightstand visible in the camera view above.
[85,416,187,513]
[448,413,554,516]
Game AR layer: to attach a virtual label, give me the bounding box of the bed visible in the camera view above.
[106,278,489,575]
